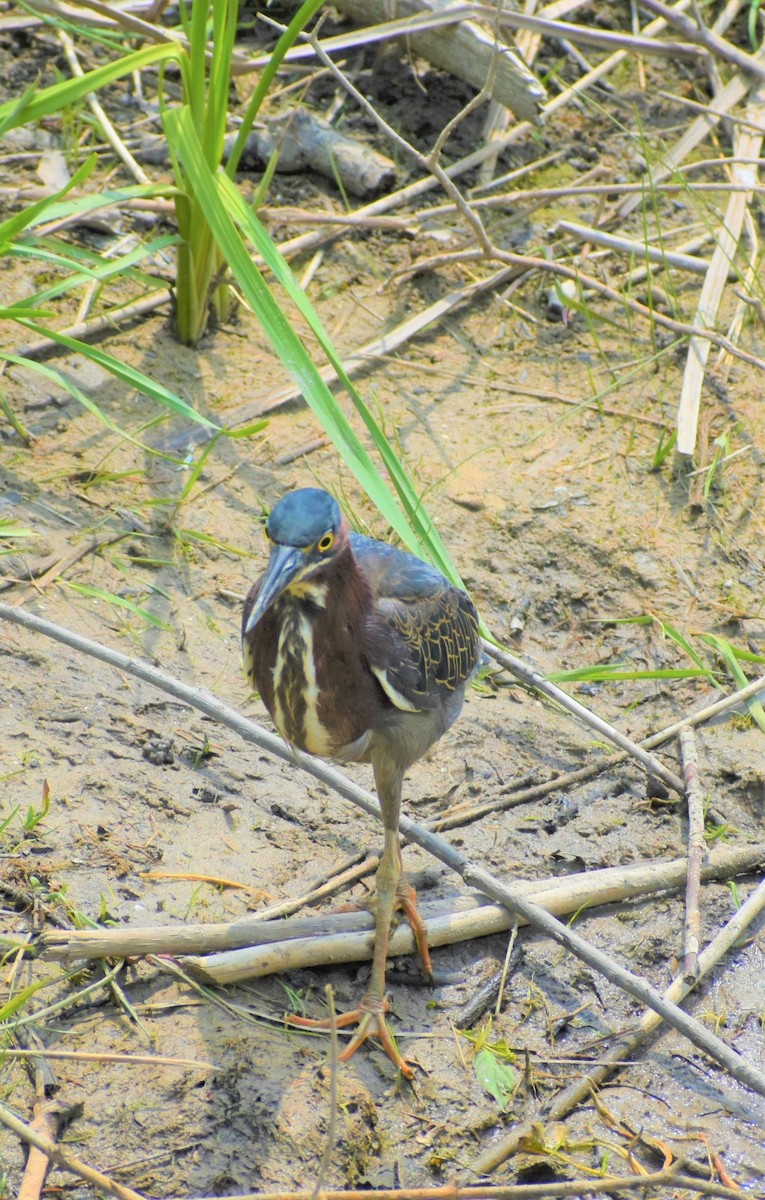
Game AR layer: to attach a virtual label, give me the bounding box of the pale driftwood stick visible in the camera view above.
[557,220,716,276]
[3,606,765,1098]
[642,673,765,746]
[39,846,765,964]
[0,1100,144,1200]
[329,0,545,122]
[177,844,765,985]
[680,728,705,981]
[465,873,765,1179]
[0,1048,217,1068]
[676,82,765,455]
[12,289,172,362]
[480,640,684,795]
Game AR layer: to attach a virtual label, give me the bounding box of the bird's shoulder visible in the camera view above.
[350,533,480,709]
[350,532,451,601]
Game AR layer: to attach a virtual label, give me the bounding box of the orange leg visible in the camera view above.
[286,825,424,1079]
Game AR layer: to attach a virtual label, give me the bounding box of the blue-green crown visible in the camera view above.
[266,488,341,546]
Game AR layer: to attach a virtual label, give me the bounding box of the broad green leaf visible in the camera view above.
[474,1047,517,1110]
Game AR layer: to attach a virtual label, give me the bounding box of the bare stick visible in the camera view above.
[480,640,684,795]
[3,605,764,1097]
[17,1100,72,1200]
[147,1171,744,1199]
[643,674,765,744]
[557,220,717,276]
[39,844,765,964]
[57,30,151,186]
[680,728,706,981]
[12,289,172,361]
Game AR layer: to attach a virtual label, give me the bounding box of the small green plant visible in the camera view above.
[461,1020,518,1111]
[23,781,51,834]
[651,426,677,470]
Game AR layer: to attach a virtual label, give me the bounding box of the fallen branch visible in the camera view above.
[680,728,705,981]
[38,844,765,966]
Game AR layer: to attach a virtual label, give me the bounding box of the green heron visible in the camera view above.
[242,487,480,1077]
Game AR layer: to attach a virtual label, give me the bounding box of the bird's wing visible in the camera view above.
[350,533,480,711]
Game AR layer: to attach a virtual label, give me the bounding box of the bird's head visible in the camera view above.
[243,488,349,633]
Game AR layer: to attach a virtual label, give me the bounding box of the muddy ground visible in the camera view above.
[2,7,765,1197]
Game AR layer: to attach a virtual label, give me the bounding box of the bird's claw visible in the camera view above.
[286,993,415,1080]
[394,878,433,980]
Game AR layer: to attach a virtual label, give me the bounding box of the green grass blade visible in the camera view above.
[67,582,171,630]
[6,331,219,431]
[166,105,456,567]
[12,235,179,306]
[0,155,97,247]
[548,665,708,683]
[700,634,765,734]
[0,43,181,131]
[218,175,460,576]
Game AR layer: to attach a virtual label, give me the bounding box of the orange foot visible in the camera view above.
[287,993,415,1080]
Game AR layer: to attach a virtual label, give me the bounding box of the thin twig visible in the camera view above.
[557,220,718,276]
[638,0,765,82]
[480,640,684,795]
[680,728,706,981]
[57,30,151,186]
[142,1172,744,1199]
[0,1101,145,1200]
[494,920,519,1018]
[0,1049,218,1068]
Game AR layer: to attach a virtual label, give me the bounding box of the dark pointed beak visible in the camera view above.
[243,543,306,635]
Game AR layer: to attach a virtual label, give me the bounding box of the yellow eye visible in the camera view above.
[317,531,334,553]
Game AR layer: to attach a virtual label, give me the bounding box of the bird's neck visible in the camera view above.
[279,547,371,636]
